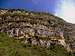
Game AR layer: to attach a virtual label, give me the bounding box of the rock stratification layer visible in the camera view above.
[0,9,75,52]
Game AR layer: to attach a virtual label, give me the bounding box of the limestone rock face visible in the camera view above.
[0,9,75,52]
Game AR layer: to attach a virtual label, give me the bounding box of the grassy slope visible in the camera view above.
[0,33,75,56]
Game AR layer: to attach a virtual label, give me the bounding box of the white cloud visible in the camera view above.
[55,0,75,24]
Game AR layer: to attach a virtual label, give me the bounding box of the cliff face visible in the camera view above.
[0,9,75,52]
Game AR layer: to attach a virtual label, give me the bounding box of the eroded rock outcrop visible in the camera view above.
[0,9,75,52]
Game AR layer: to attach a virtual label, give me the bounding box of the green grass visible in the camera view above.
[0,32,75,56]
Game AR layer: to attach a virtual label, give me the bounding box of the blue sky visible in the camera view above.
[0,0,58,13]
[0,0,75,23]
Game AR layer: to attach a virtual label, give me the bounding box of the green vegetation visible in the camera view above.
[0,32,75,56]
[0,9,75,56]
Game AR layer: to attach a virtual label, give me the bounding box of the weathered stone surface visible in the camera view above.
[0,9,75,52]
